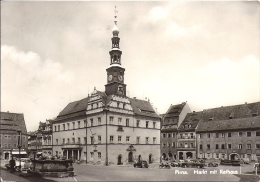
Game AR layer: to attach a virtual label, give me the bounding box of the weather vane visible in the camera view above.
[114,6,118,19]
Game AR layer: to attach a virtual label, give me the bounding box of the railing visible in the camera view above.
[61,142,82,149]
[178,136,196,139]
[62,142,82,145]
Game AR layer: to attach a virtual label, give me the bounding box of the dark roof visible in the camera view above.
[178,111,203,132]
[197,101,260,132]
[162,102,187,125]
[0,112,27,134]
[129,98,160,118]
[56,90,160,121]
[197,116,260,132]
[58,97,90,117]
[161,127,178,132]
[164,102,186,118]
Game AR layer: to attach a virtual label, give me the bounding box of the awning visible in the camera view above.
[12,151,27,154]
[37,152,42,154]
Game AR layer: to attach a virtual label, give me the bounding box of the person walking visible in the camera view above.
[9,156,15,173]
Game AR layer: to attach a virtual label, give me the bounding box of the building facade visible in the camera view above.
[196,102,260,161]
[0,112,28,159]
[161,102,191,160]
[52,14,161,165]
[177,111,202,160]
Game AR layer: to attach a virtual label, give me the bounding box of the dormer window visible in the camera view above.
[229,112,234,119]
[209,117,213,121]
[252,111,258,117]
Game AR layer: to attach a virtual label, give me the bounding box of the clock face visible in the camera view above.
[118,75,123,81]
[108,75,113,81]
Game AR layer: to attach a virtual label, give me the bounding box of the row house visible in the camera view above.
[196,102,260,161]
[177,111,202,160]
[28,120,53,158]
[0,112,28,159]
[161,102,191,160]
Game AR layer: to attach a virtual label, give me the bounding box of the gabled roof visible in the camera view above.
[128,98,160,118]
[58,97,90,117]
[178,111,203,132]
[0,112,27,134]
[164,102,186,118]
[56,90,160,120]
[197,101,260,132]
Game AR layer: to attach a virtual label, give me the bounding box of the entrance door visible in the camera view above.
[149,154,152,164]
[186,152,193,159]
[179,152,183,160]
[230,153,239,160]
[5,153,9,160]
[128,152,133,162]
[118,155,122,165]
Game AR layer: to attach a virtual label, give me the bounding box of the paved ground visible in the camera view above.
[1,160,259,182]
[72,163,260,181]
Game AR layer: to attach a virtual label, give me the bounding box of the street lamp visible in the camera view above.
[17,129,22,171]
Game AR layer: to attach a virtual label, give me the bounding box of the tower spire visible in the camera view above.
[105,7,126,97]
[110,6,121,66]
[114,6,118,25]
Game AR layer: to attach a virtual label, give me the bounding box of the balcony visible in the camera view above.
[61,142,82,149]
[177,146,196,151]
[178,136,196,139]
[117,126,124,132]
[42,145,52,149]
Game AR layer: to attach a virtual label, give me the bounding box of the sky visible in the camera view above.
[1,1,260,132]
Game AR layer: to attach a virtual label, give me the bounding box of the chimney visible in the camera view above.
[7,111,9,113]
[133,97,136,99]
[245,102,247,104]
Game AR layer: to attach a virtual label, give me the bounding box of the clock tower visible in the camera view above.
[105,8,126,97]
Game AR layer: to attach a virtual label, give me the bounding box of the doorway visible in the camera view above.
[128,152,133,162]
[117,154,122,165]
[149,154,152,164]
[179,152,183,160]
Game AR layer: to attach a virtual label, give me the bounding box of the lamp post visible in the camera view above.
[17,129,22,171]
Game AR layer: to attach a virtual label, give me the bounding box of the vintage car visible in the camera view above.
[171,162,181,167]
[159,163,171,169]
[6,158,31,172]
[220,159,240,166]
[180,160,205,168]
[207,162,218,167]
[133,160,149,168]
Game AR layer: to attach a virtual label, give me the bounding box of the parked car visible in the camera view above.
[180,160,205,168]
[171,162,180,167]
[159,163,171,169]
[220,159,240,166]
[6,158,32,172]
[133,161,149,168]
[207,162,218,167]
[242,158,250,164]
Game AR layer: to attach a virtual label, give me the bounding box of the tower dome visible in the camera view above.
[112,24,119,36]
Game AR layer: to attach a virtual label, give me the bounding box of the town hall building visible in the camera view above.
[52,13,161,165]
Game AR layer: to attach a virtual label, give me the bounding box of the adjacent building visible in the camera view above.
[177,111,202,160]
[196,102,260,161]
[52,14,161,165]
[161,102,191,160]
[28,120,53,158]
[0,112,28,159]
